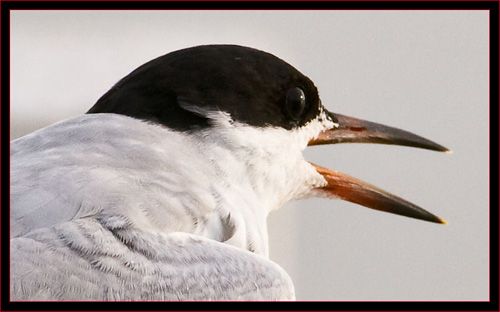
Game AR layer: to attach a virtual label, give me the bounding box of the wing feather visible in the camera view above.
[11,216,294,301]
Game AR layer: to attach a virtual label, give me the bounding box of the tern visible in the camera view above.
[10,45,448,301]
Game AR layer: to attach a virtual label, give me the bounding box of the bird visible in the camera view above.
[10,44,449,301]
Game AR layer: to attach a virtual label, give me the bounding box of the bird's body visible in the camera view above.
[10,45,447,301]
[10,114,300,300]
[11,112,330,254]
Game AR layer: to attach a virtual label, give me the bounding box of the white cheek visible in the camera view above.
[194,111,336,210]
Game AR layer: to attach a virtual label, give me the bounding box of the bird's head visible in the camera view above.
[88,44,448,224]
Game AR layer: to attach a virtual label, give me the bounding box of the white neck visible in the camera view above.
[184,110,335,255]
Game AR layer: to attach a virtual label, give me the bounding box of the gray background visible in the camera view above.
[10,10,489,301]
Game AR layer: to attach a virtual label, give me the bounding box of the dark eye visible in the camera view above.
[286,87,306,120]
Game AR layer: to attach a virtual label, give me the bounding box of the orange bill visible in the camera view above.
[311,163,446,224]
[308,110,449,224]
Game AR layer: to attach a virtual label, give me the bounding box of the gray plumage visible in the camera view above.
[11,217,293,301]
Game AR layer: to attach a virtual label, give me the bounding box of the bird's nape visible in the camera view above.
[308,110,449,224]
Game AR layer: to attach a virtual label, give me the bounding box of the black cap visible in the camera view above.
[88,45,322,131]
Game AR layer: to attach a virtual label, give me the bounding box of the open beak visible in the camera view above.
[309,111,449,224]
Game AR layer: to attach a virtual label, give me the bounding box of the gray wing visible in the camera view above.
[10,215,295,301]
